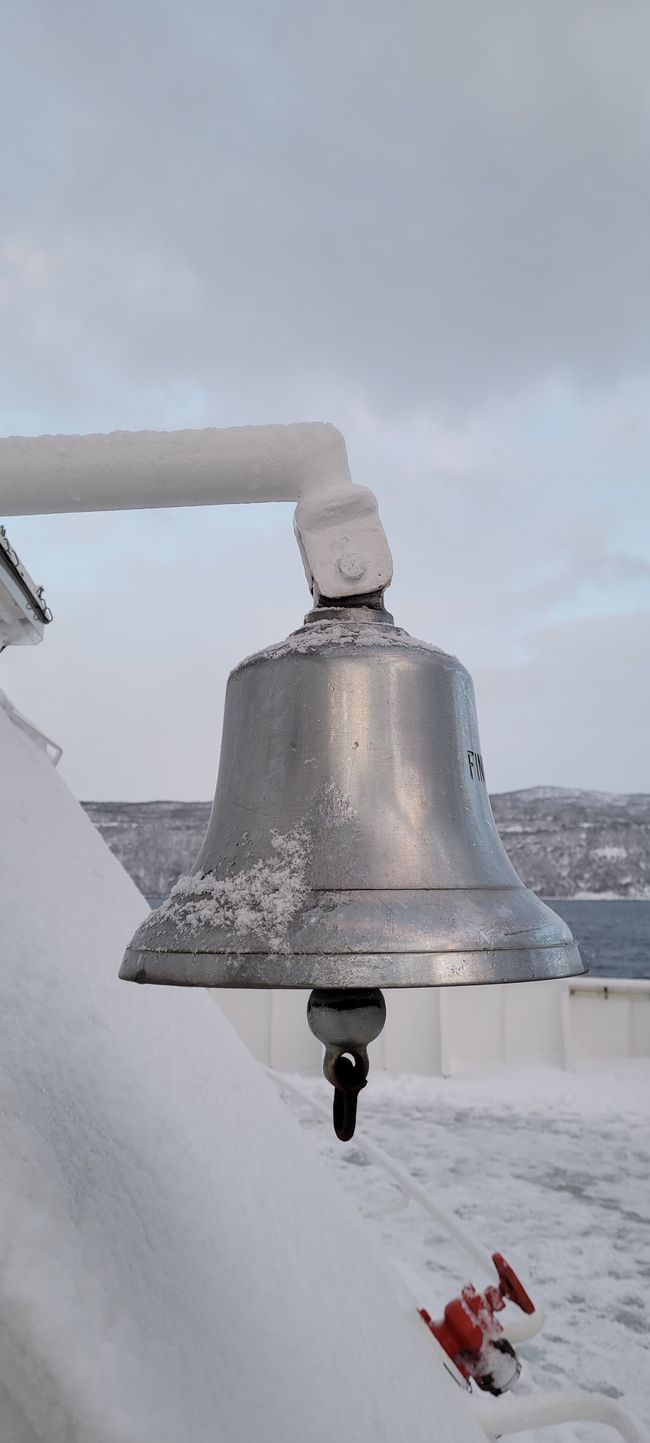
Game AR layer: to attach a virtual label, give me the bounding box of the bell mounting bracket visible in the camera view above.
[0,422,393,606]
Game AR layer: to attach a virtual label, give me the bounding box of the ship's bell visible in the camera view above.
[120,602,584,1135]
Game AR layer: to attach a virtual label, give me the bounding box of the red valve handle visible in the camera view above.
[492,1253,535,1314]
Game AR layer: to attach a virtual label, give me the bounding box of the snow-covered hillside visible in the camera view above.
[82,788,650,900]
[491,788,650,899]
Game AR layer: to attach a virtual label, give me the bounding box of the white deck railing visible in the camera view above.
[215,975,650,1076]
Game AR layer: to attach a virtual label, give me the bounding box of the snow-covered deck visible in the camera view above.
[0,698,489,1443]
[283,1063,650,1443]
[2,695,647,1441]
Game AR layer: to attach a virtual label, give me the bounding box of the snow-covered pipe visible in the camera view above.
[0,422,393,603]
[0,423,351,514]
[269,1070,496,1276]
[268,1070,545,1346]
[474,1389,646,1442]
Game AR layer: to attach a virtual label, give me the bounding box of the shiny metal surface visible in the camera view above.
[121,607,584,987]
[307,988,387,1140]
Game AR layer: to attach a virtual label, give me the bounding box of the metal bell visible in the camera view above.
[120,602,584,1135]
[121,602,584,986]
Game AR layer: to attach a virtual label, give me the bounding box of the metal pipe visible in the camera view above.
[0,421,393,603]
[0,422,351,516]
[267,1069,545,1345]
[278,1070,547,1340]
[271,1071,541,1336]
[267,1068,498,1276]
[475,1389,646,1442]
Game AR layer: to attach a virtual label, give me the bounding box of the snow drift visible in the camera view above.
[0,700,483,1442]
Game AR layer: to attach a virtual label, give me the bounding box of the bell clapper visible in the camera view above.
[307,988,387,1141]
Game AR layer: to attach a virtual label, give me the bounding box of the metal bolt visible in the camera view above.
[337,552,367,581]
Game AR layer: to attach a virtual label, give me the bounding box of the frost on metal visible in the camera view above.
[0,421,353,515]
[241,618,449,669]
[143,783,359,950]
[154,823,312,950]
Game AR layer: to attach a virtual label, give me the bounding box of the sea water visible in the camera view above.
[548,898,649,979]
[147,897,650,980]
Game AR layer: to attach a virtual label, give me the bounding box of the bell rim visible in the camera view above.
[120,940,585,988]
[121,884,577,966]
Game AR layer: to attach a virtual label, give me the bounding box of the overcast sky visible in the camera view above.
[1,0,649,800]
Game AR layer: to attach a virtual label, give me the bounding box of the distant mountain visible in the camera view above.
[82,800,212,900]
[490,788,650,900]
[81,788,650,901]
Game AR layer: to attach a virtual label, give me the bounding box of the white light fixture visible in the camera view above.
[0,526,52,649]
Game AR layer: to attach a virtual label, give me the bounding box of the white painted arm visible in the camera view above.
[474,1389,646,1442]
[0,422,393,603]
[0,423,350,513]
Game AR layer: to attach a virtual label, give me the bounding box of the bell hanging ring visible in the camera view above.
[307,988,387,1140]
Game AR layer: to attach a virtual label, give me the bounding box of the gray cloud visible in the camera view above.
[1,1,649,799]
[474,612,650,794]
[2,0,650,418]
[3,384,649,798]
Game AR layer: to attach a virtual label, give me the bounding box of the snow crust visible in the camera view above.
[0,702,483,1443]
[151,782,357,943]
[240,616,449,668]
[0,422,352,515]
[156,822,311,947]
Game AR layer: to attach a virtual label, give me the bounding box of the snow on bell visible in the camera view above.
[121,601,584,1132]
